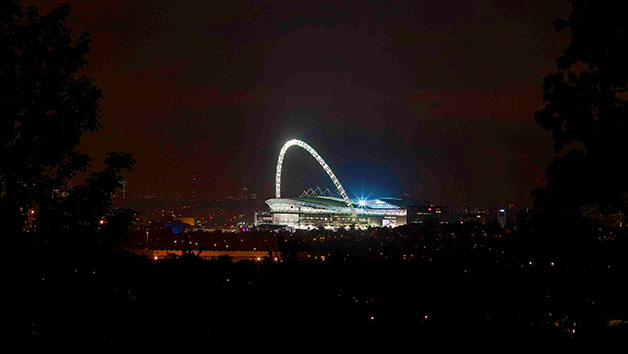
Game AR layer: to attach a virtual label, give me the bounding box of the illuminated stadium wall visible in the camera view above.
[268,139,408,229]
[265,196,407,229]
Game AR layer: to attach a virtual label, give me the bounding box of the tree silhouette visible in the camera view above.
[1,1,134,243]
[533,0,627,224]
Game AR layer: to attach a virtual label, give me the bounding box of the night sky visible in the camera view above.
[27,0,570,206]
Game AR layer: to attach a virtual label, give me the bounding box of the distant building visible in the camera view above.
[254,211,273,226]
[497,209,506,228]
[163,222,189,234]
[456,206,490,224]
[265,196,412,229]
[240,187,249,200]
[173,217,195,226]
[407,203,450,224]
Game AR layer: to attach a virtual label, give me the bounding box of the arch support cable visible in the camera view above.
[275,139,356,218]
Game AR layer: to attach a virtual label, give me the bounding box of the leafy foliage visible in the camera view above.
[0,1,134,242]
[534,0,628,218]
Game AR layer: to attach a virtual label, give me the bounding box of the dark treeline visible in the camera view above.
[20,220,628,347]
[21,224,627,347]
[4,0,627,347]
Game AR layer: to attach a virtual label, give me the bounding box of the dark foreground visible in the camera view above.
[20,241,627,348]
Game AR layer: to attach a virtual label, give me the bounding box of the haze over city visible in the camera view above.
[6,0,627,347]
[26,0,571,206]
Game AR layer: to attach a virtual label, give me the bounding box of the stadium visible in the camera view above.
[263,139,416,229]
[266,195,407,229]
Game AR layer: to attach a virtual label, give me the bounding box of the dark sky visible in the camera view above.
[28,0,570,206]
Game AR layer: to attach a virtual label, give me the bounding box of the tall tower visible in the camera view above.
[241,187,248,200]
[498,208,506,228]
[121,181,127,200]
[192,173,198,209]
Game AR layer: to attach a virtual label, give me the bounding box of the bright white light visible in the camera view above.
[358,200,366,207]
[275,139,356,218]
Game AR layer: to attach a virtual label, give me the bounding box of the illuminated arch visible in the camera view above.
[275,139,356,218]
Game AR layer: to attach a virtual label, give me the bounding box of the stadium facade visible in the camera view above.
[262,139,437,229]
[265,196,407,229]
